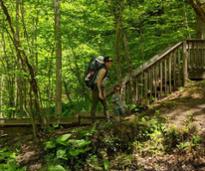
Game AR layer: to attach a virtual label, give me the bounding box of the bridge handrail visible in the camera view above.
[122,42,183,84]
[120,39,205,105]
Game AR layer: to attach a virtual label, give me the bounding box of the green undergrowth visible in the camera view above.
[40,112,204,171]
[0,147,25,171]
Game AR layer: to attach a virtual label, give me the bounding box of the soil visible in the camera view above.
[148,80,205,135]
[1,80,205,171]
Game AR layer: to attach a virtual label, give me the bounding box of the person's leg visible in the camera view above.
[90,89,99,123]
[100,99,110,121]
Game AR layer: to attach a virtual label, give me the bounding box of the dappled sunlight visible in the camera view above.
[147,81,205,135]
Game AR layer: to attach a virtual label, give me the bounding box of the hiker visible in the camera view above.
[90,56,113,123]
[112,84,125,121]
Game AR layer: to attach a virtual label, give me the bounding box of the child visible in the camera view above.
[112,84,125,121]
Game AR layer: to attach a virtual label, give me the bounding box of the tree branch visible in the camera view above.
[187,0,205,22]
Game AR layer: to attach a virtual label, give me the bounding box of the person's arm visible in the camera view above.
[96,68,106,100]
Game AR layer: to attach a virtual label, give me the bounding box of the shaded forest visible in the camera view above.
[1,0,205,171]
[0,0,196,119]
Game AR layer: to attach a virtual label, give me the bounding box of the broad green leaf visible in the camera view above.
[48,165,66,171]
[44,141,56,150]
[56,149,68,160]
[0,147,8,153]
[69,147,91,157]
[56,134,72,145]
[103,160,110,171]
[68,139,91,148]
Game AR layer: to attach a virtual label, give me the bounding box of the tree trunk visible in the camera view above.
[196,15,205,39]
[54,0,62,116]
[16,0,24,115]
[63,80,73,103]
[0,76,3,118]
[114,1,123,79]
[187,0,205,39]
[0,0,41,137]
[1,29,15,118]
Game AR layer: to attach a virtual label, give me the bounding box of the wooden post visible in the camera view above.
[164,59,168,95]
[159,62,163,98]
[148,69,152,103]
[139,73,143,102]
[173,50,176,90]
[183,41,188,86]
[153,66,157,101]
[168,54,172,93]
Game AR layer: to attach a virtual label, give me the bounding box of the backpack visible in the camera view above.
[84,56,105,89]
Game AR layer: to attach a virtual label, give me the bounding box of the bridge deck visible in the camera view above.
[0,115,106,127]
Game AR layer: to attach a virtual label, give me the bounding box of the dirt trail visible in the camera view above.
[149,80,205,134]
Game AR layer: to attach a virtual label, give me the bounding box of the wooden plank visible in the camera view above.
[164,58,168,95]
[148,68,153,103]
[0,118,79,126]
[159,61,163,98]
[177,47,181,86]
[194,41,198,69]
[121,42,185,85]
[156,63,160,99]
[139,73,143,102]
[198,42,201,69]
[202,42,205,69]
[193,41,196,69]
[200,42,203,69]
[180,45,184,86]
[144,71,148,105]
[119,42,183,84]
[153,66,157,100]
[189,41,193,69]
[183,41,188,86]
[189,42,192,70]
[173,49,176,90]
[197,42,201,69]
[168,54,172,93]
[187,39,205,42]
[200,42,204,69]
[187,41,191,71]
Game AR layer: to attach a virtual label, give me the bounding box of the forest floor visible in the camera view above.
[1,80,205,171]
[148,80,205,135]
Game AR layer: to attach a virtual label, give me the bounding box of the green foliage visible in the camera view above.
[44,132,93,170]
[0,147,16,161]
[0,160,25,171]
[56,134,72,146]
[47,165,67,171]
[0,0,197,117]
[131,112,203,155]
[0,147,25,171]
[44,141,56,150]
[86,155,104,171]
[191,135,202,145]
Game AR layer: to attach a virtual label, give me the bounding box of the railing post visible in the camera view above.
[183,41,188,86]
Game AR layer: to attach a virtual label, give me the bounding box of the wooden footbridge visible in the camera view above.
[121,39,205,104]
[1,39,205,130]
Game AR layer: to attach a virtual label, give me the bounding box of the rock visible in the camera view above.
[17,151,40,165]
[28,163,42,171]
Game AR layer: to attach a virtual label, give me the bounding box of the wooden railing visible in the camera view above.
[121,40,205,105]
[187,40,205,79]
[1,40,205,121]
